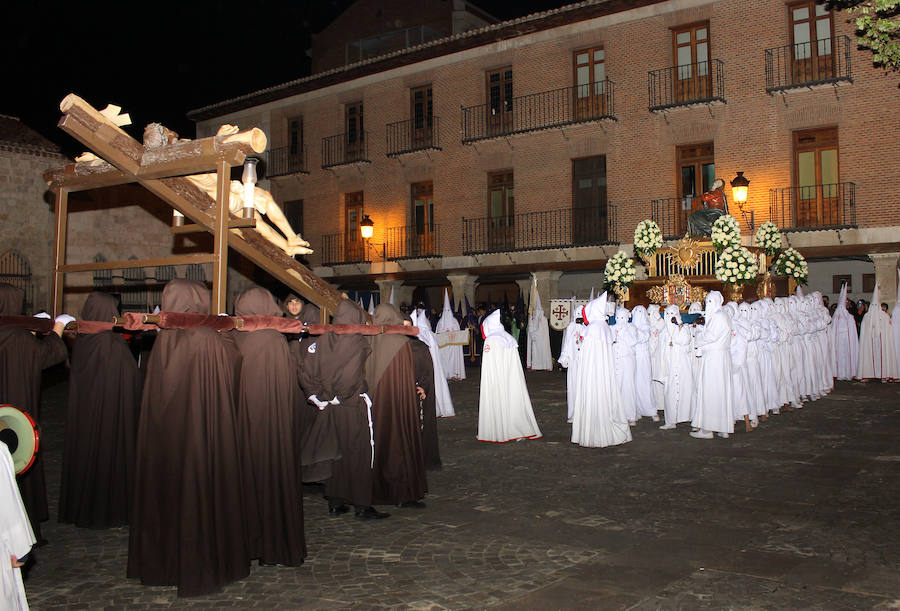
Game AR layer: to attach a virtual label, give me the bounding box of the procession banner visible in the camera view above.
[436,329,470,348]
[549,300,588,331]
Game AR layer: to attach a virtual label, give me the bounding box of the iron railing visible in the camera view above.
[765,36,852,93]
[463,205,618,255]
[386,117,441,156]
[461,81,616,143]
[648,60,725,111]
[769,182,856,230]
[320,233,370,265]
[385,224,442,259]
[321,132,370,168]
[265,146,308,177]
[650,197,690,240]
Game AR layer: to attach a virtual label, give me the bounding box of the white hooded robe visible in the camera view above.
[857,285,899,381]
[661,304,693,425]
[832,282,859,380]
[435,290,466,380]
[691,291,734,434]
[558,314,584,423]
[526,289,553,371]
[415,309,456,418]
[1,444,35,611]
[630,306,657,418]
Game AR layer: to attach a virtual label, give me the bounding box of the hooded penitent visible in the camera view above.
[282,294,303,320]
[231,287,306,566]
[570,293,631,448]
[59,291,142,529]
[857,283,899,380]
[661,303,693,426]
[0,283,67,540]
[410,310,443,470]
[415,309,454,418]
[691,291,734,435]
[298,300,376,506]
[526,288,553,371]
[893,270,900,378]
[367,304,427,505]
[612,307,639,423]
[557,304,585,423]
[435,289,465,380]
[630,306,657,418]
[128,279,253,596]
[478,309,542,443]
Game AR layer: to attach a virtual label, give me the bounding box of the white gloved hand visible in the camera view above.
[329,397,340,405]
[218,312,230,317]
[152,306,161,314]
[54,314,76,326]
[33,312,51,320]
[359,393,373,409]
[308,395,329,410]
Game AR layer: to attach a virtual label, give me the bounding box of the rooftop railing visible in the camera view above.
[769,182,856,230]
[461,81,616,143]
[386,117,441,157]
[765,36,852,93]
[462,205,618,255]
[321,132,370,168]
[648,60,725,111]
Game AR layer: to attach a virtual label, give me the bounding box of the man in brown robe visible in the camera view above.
[232,287,306,567]
[298,300,389,519]
[368,304,427,507]
[128,279,252,597]
[59,292,141,528]
[0,283,68,542]
[401,312,441,471]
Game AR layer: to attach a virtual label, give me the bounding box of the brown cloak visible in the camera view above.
[409,339,441,471]
[368,304,427,505]
[231,288,306,566]
[0,283,68,540]
[298,300,373,506]
[128,279,251,596]
[59,292,141,528]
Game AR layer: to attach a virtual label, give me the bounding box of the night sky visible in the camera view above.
[4,0,566,155]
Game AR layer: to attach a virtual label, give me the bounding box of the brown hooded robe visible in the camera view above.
[59,292,141,528]
[0,283,67,540]
[128,279,251,597]
[367,305,427,505]
[298,301,373,506]
[231,287,306,566]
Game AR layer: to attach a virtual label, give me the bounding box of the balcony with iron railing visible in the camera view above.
[462,205,618,255]
[386,117,441,157]
[320,233,370,265]
[461,81,616,143]
[651,197,691,240]
[765,36,852,93]
[648,60,725,111]
[385,224,442,259]
[769,182,856,230]
[321,132,371,168]
[265,145,308,178]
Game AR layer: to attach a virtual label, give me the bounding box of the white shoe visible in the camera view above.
[717,432,730,439]
[659,423,676,430]
[651,414,660,422]
[750,420,758,428]
[690,430,713,439]
[628,420,636,426]
[772,408,780,415]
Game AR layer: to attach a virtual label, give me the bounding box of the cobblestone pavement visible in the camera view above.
[22,365,900,609]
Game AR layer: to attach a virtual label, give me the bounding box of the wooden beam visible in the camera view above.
[44,162,135,192]
[57,253,217,273]
[211,159,231,313]
[171,218,257,234]
[52,188,69,317]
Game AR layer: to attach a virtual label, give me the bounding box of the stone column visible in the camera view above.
[869,252,900,311]
[532,271,563,316]
[514,279,531,306]
[447,273,476,312]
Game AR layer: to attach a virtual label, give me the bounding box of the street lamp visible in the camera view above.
[241,157,259,219]
[360,214,374,239]
[730,171,750,205]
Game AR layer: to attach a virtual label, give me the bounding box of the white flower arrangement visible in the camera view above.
[710,214,741,252]
[633,219,663,259]
[604,250,636,289]
[714,245,759,285]
[753,221,783,256]
[775,247,809,283]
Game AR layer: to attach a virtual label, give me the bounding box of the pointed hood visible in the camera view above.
[367,295,376,315]
[795,285,805,298]
[442,288,453,315]
[234,287,282,317]
[589,286,595,301]
[388,285,396,306]
[705,290,724,316]
[631,305,649,329]
[838,280,849,310]
[482,309,517,348]
[531,285,544,319]
[582,292,608,327]
[82,291,119,322]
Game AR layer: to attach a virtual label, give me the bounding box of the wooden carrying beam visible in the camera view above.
[50,94,344,313]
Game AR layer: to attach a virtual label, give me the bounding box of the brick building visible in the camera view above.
[189,0,900,313]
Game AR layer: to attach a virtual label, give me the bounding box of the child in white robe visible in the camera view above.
[660,305,693,429]
[435,290,466,381]
[727,302,756,432]
[857,284,899,381]
[647,304,666,410]
[1,443,35,611]
[612,307,638,425]
[415,309,456,418]
[557,314,584,423]
[832,282,858,380]
[630,306,658,421]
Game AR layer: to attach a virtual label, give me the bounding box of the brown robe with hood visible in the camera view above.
[367,304,427,505]
[0,283,67,540]
[401,312,441,471]
[128,279,251,597]
[231,287,306,566]
[298,300,373,506]
[59,291,141,528]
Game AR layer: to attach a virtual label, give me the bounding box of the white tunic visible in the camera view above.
[526,295,553,371]
[857,285,899,381]
[570,295,632,448]
[661,305,693,425]
[436,291,466,381]
[558,318,584,423]
[477,310,542,442]
[0,444,35,611]
[691,292,734,434]
[415,310,456,418]
[630,306,657,417]
[612,307,638,423]
[647,305,666,410]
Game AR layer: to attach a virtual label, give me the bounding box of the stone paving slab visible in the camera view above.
[20,365,900,609]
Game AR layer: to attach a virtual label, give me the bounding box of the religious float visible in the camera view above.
[550,180,809,330]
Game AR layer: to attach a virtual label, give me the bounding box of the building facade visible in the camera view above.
[190,0,900,313]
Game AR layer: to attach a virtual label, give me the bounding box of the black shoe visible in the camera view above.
[396,500,426,509]
[258,560,289,567]
[355,506,390,520]
[328,503,350,516]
